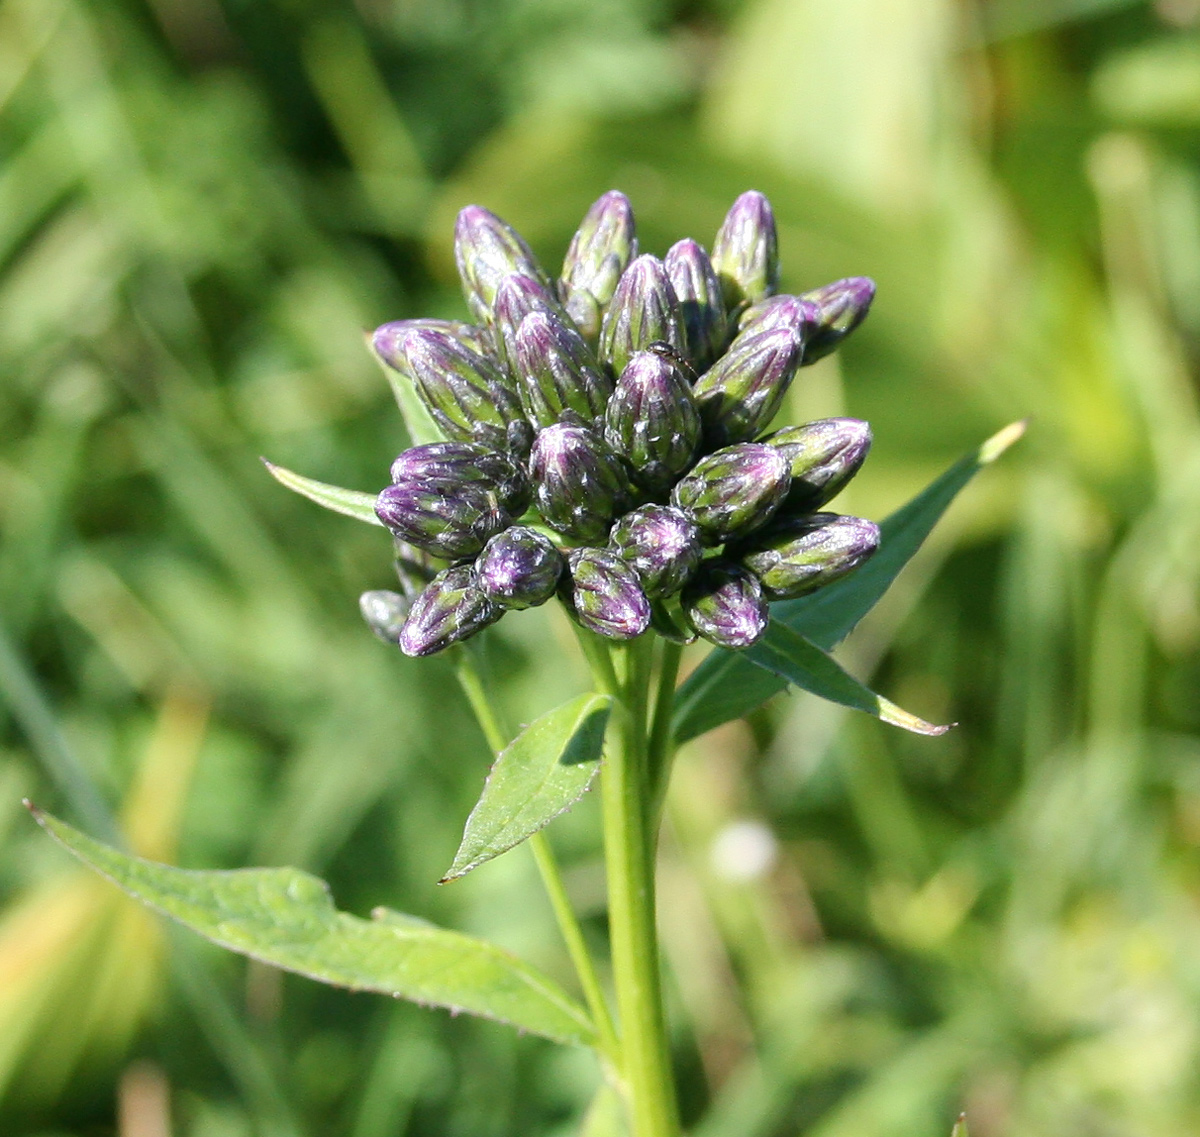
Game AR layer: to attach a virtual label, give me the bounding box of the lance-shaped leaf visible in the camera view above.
[262,460,382,525]
[29,806,595,1048]
[672,420,1026,742]
[442,693,612,882]
[740,621,951,735]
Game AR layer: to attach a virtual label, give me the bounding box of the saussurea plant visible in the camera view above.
[28,190,1021,1136]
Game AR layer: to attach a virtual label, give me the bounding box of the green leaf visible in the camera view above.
[672,420,1025,742]
[951,1114,969,1137]
[370,347,444,446]
[261,459,382,525]
[743,622,950,736]
[442,693,612,882]
[29,805,595,1048]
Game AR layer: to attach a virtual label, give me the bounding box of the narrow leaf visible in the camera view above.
[370,344,444,446]
[743,622,951,735]
[29,805,594,1047]
[672,420,1024,742]
[261,459,382,525]
[443,694,612,882]
[951,1115,969,1137]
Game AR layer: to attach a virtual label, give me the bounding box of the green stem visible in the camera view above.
[454,649,620,1066]
[646,640,683,829]
[587,635,680,1137]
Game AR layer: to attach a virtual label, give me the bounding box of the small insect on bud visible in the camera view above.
[736,294,820,346]
[389,441,529,517]
[455,205,551,325]
[399,565,502,657]
[598,254,687,379]
[692,326,804,448]
[360,590,411,644]
[664,239,728,371]
[739,513,880,599]
[711,190,779,314]
[604,349,701,494]
[475,526,564,610]
[515,310,612,429]
[562,548,652,641]
[671,442,791,544]
[395,325,524,451]
[529,422,630,544]
[608,505,702,599]
[561,191,638,341]
[682,561,769,649]
[762,418,872,513]
[799,277,876,365]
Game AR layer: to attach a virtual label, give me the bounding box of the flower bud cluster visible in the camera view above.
[367,190,880,656]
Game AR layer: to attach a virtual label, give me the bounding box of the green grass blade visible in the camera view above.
[672,421,1024,742]
[30,805,596,1048]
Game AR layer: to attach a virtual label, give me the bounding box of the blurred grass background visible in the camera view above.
[2,0,1200,1134]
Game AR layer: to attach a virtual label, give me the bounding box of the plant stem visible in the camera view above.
[646,639,683,829]
[454,649,620,1065]
[591,636,681,1137]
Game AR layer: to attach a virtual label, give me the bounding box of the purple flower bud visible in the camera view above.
[598,254,687,378]
[529,422,630,543]
[739,513,880,599]
[608,505,702,599]
[399,565,502,657]
[360,590,411,644]
[691,327,804,448]
[682,561,768,649]
[515,311,613,429]
[711,191,779,312]
[603,350,700,493]
[560,191,638,341]
[762,418,872,512]
[492,273,570,373]
[799,277,875,364]
[664,239,728,371]
[671,442,791,544]
[475,526,564,610]
[737,294,820,345]
[396,325,524,451]
[376,482,508,560]
[372,318,495,376]
[389,441,529,517]
[455,205,550,325]
[562,548,651,641]
[393,536,445,599]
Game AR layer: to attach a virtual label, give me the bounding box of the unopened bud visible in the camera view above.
[562,548,651,641]
[598,254,687,378]
[604,349,700,493]
[737,294,819,345]
[682,561,768,649]
[360,590,411,644]
[515,311,612,428]
[561,191,638,341]
[739,513,880,599]
[762,418,872,512]
[671,442,791,544]
[389,441,529,517]
[398,325,524,451]
[529,422,629,543]
[493,274,569,372]
[376,483,508,560]
[455,205,550,325]
[399,565,502,657]
[799,277,875,364]
[475,526,564,610]
[372,318,494,379]
[692,327,804,448]
[608,505,702,599]
[711,191,779,313]
[664,239,728,370]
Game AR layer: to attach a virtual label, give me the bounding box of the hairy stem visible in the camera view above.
[454,649,620,1066]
